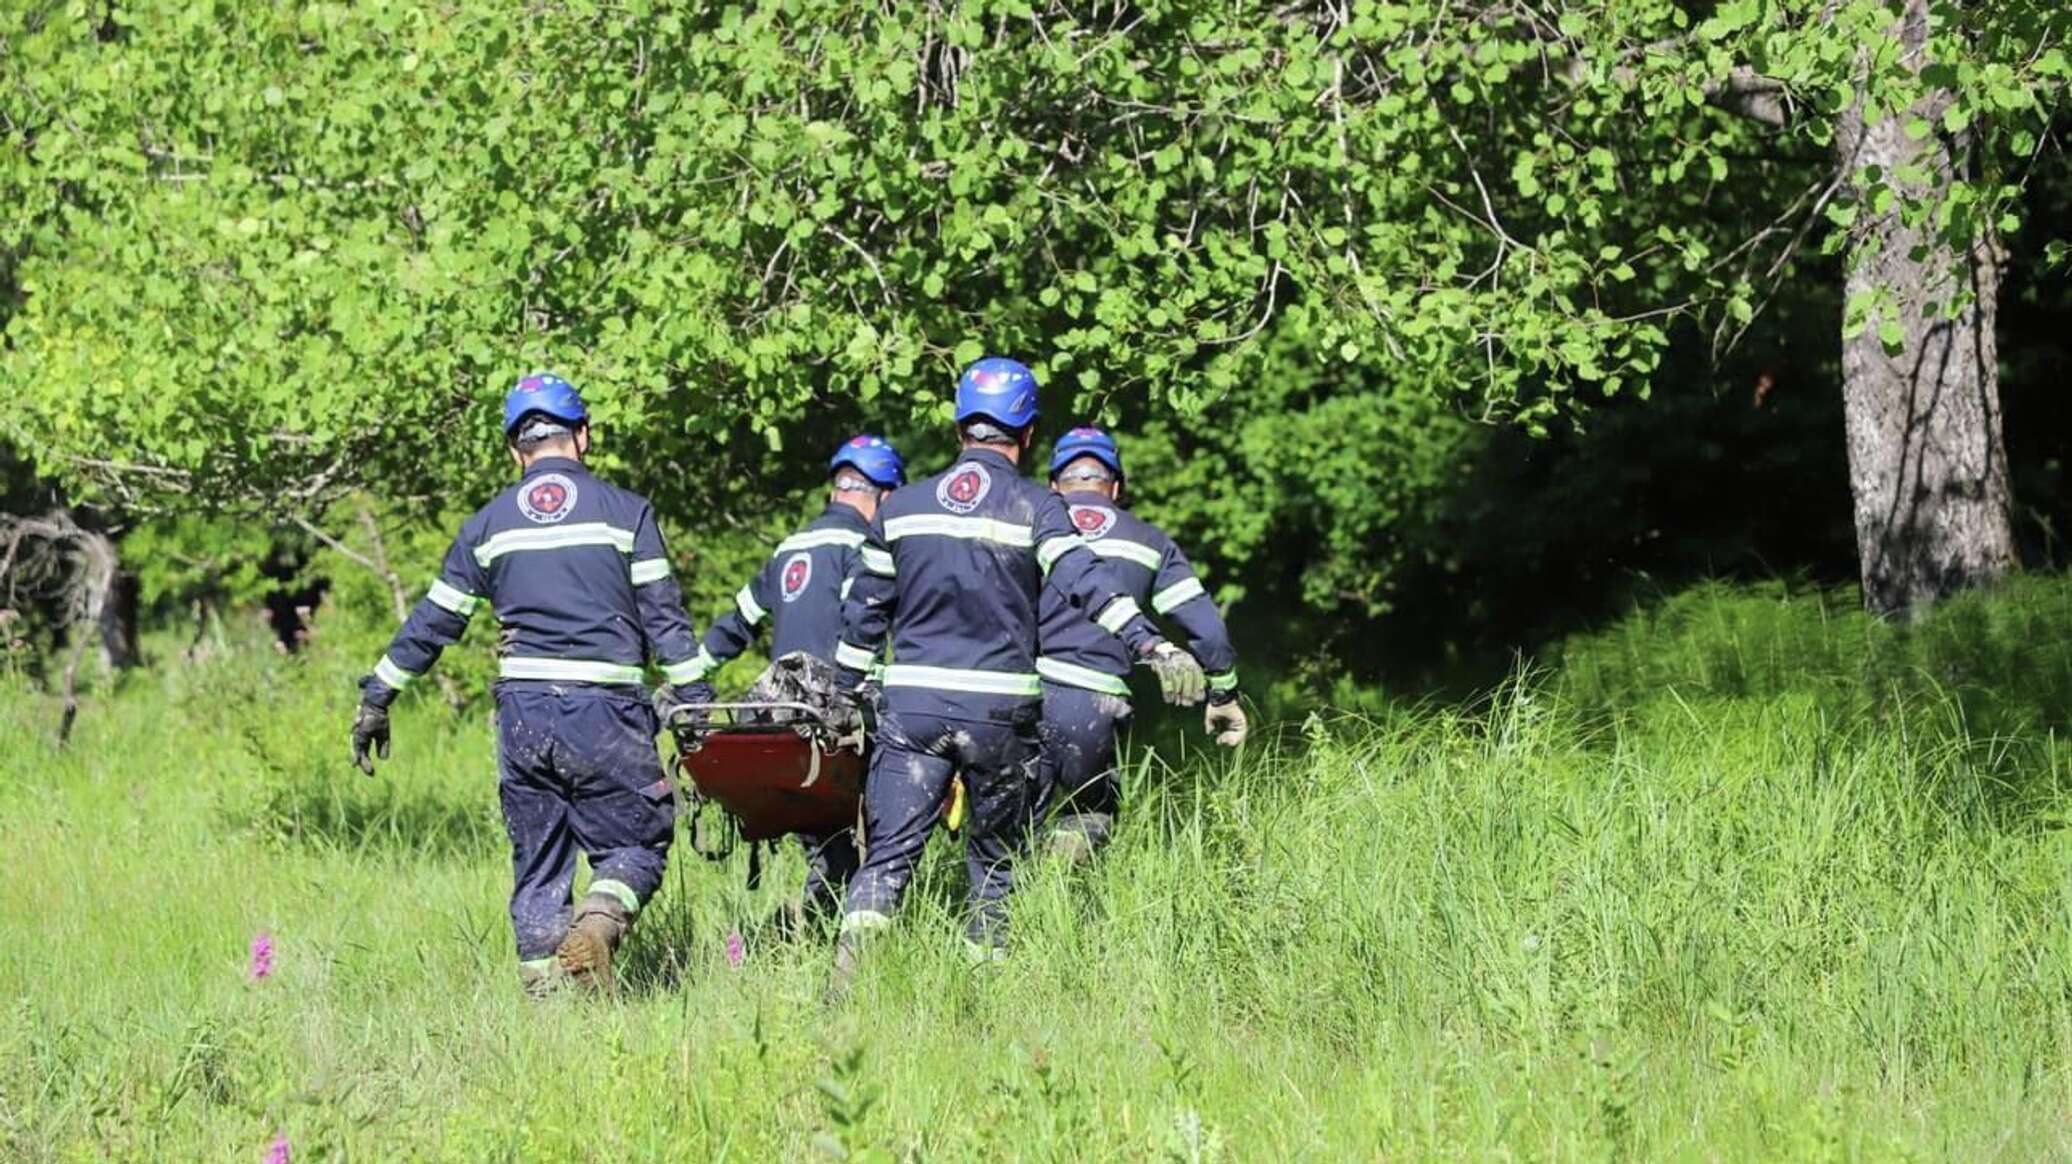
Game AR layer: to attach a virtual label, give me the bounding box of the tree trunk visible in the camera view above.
[1835,0,2015,619]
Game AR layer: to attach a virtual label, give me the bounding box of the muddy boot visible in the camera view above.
[556,893,631,994]
[1047,811,1112,865]
[518,957,569,999]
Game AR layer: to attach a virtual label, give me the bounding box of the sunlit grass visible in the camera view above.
[0,580,2066,1160]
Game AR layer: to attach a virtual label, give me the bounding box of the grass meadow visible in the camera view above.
[1,578,2067,1161]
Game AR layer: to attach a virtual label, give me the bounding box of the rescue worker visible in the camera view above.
[678,434,907,927]
[347,373,713,996]
[830,357,1209,972]
[1035,426,1246,862]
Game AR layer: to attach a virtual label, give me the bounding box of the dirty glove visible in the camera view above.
[350,701,390,776]
[1142,639,1206,706]
[655,681,717,745]
[1204,700,1248,747]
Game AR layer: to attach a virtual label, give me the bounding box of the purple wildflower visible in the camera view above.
[248,932,274,982]
[724,930,745,968]
[263,1133,290,1164]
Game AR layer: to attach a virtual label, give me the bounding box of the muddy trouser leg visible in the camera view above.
[840,710,953,937]
[1037,682,1129,854]
[496,688,578,985]
[955,712,1042,956]
[560,686,675,939]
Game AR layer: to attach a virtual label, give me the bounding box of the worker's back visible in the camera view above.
[853,446,1076,720]
[1034,491,1236,697]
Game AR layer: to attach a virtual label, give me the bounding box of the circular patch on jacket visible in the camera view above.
[936,461,993,515]
[1069,504,1117,540]
[517,473,578,524]
[779,551,813,603]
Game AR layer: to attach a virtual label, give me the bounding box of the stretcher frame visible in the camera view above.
[665,701,866,847]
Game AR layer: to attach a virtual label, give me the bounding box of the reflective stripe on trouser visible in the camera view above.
[1036,681,1131,828]
[497,685,675,961]
[841,707,1040,950]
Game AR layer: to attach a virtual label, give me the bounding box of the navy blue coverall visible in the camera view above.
[684,501,871,914]
[359,456,703,972]
[833,448,1161,950]
[1034,490,1239,848]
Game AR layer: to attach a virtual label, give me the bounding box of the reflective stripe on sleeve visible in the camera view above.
[1036,657,1132,696]
[629,558,672,585]
[883,514,1034,548]
[426,579,481,616]
[735,585,768,626]
[1086,539,1162,570]
[882,664,1041,697]
[498,657,645,684]
[373,654,418,691]
[1151,576,1206,614]
[473,522,636,567]
[1208,669,1239,693]
[1036,535,1083,576]
[777,529,867,554]
[859,546,896,576]
[661,651,711,685]
[1095,596,1144,634]
[835,641,878,671]
[840,576,854,600]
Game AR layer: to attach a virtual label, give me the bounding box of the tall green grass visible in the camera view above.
[0,580,2066,1160]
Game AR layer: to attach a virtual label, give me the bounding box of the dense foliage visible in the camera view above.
[1,2,2065,640]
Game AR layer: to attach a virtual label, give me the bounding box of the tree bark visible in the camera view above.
[1834,0,2015,619]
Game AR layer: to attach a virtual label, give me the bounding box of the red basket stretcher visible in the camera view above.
[668,701,864,844]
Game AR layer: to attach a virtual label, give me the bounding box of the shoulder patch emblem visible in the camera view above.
[936,461,993,515]
[779,551,813,603]
[1069,504,1117,540]
[517,473,578,524]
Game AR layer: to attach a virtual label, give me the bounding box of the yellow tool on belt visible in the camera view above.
[944,777,966,833]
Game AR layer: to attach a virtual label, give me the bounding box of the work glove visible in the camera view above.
[1142,639,1207,706]
[350,700,390,776]
[1204,699,1248,747]
[654,681,718,748]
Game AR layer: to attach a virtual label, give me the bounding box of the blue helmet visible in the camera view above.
[955,357,1040,429]
[830,434,907,488]
[1050,426,1124,481]
[502,373,588,436]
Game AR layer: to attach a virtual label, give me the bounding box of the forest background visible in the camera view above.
[2,0,2067,685]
